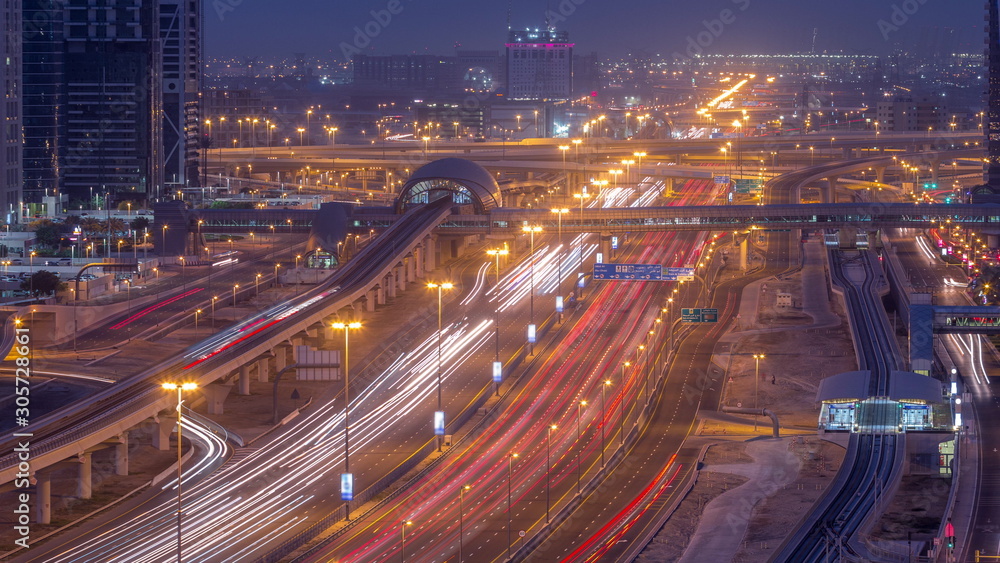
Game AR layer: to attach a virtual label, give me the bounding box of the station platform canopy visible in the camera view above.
[817,370,943,404]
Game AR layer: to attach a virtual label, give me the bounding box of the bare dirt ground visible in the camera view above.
[640,243,856,561]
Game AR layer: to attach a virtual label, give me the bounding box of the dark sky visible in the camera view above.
[206,0,981,61]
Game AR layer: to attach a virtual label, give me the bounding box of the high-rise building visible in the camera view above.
[0,0,21,222]
[21,0,64,207]
[987,0,1000,190]
[20,0,201,208]
[505,28,573,101]
[160,0,203,189]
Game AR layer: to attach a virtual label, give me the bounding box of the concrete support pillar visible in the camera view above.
[114,433,129,476]
[413,245,425,278]
[274,346,287,372]
[405,254,416,283]
[152,417,172,451]
[257,358,269,383]
[875,166,886,184]
[77,452,92,499]
[365,290,377,312]
[36,471,51,524]
[824,175,839,203]
[203,384,233,415]
[663,177,675,197]
[842,147,853,159]
[737,236,750,270]
[600,234,613,261]
[238,364,251,395]
[386,273,398,299]
[396,265,406,292]
[424,235,437,273]
[931,159,940,186]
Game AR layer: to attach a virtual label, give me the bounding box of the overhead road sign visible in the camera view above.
[593,263,662,281]
[665,267,695,281]
[714,175,731,185]
[681,308,718,323]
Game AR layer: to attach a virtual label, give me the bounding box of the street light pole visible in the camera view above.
[428,282,454,451]
[487,248,508,396]
[333,321,361,519]
[522,226,541,354]
[459,484,470,563]
[576,400,586,494]
[546,424,556,523]
[507,452,518,559]
[753,353,765,431]
[161,382,197,563]
[621,362,630,443]
[551,208,569,319]
[400,520,412,563]
[600,380,610,467]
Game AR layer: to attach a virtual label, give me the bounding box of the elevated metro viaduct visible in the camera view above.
[4,160,506,525]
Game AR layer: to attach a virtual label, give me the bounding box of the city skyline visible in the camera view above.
[206,0,980,60]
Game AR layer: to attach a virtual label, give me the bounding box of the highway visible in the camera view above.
[292,175,792,562]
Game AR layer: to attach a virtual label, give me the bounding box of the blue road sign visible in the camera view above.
[681,308,718,323]
[714,175,730,184]
[593,263,663,281]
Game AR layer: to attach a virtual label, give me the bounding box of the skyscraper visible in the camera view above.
[20,0,201,209]
[160,0,202,190]
[0,0,21,222]
[505,28,573,101]
[987,0,1000,190]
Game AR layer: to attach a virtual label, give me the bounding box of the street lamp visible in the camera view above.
[620,362,630,443]
[194,309,201,329]
[211,296,218,329]
[459,484,471,562]
[558,145,570,196]
[161,382,198,563]
[400,519,412,563]
[600,380,610,467]
[255,273,262,297]
[427,281,454,451]
[332,321,361,518]
[487,248,509,392]
[546,424,557,523]
[576,400,587,494]
[753,353,765,431]
[522,225,542,353]
[507,452,519,559]
[551,208,569,316]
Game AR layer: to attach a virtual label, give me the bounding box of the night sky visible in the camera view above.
[206,0,981,60]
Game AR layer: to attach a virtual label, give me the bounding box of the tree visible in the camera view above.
[130,216,150,232]
[80,217,102,236]
[21,270,63,297]
[33,224,61,248]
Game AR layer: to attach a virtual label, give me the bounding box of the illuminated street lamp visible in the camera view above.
[232,284,239,308]
[600,380,610,467]
[551,208,569,316]
[507,452,519,558]
[522,225,542,353]
[400,519,413,563]
[576,400,587,494]
[753,353,765,431]
[546,424,557,522]
[427,281,454,450]
[620,361,630,443]
[558,145,570,196]
[211,296,218,329]
[161,382,198,563]
[458,484,471,563]
[194,309,201,329]
[332,321,362,519]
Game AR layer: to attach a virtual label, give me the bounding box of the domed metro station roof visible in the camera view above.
[396,158,502,213]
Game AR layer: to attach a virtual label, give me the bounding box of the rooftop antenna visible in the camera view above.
[811,27,818,54]
[507,0,511,31]
[545,1,551,30]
